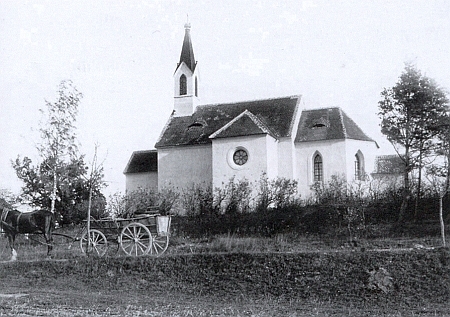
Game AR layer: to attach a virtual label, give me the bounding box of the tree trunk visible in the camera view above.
[414,149,423,221]
[87,180,93,252]
[397,167,410,224]
[439,195,446,247]
[50,167,57,214]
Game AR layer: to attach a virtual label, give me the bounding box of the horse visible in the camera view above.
[1,205,55,261]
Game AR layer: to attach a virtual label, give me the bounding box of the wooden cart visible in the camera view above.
[79,213,171,257]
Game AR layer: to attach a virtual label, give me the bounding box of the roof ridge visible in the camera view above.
[301,106,341,112]
[130,149,157,154]
[286,96,302,138]
[246,111,278,137]
[155,114,175,146]
[209,109,275,139]
[338,108,348,138]
[339,108,375,141]
[198,94,301,109]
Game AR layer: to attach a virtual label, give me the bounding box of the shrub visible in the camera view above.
[107,187,178,218]
[180,184,214,218]
[310,174,369,239]
[214,177,252,214]
[158,186,179,215]
[67,195,108,223]
[255,173,299,212]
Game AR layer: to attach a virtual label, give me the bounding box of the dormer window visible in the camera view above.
[186,120,206,135]
[311,118,329,129]
[180,74,187,95]
[187,122,204,132]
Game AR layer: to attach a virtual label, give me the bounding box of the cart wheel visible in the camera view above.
[149,235,169,256]
[120,223,152,256]
[80,229,108,257]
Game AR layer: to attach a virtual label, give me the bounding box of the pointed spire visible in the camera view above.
[177,22,196,72]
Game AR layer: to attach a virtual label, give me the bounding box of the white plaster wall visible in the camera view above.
[344,139,379,182]
[266,136,279,179]
[173,63,199,117]
[125,172,158,193]
[295,139,348,197]
[277,137,295,179]
[212,135,277,189]
[295,139,379,198]
[157,145,212,190]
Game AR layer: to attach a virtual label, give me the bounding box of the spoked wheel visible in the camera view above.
[149,235,169,256]
[80,229,108,257]
[120,223,152,256]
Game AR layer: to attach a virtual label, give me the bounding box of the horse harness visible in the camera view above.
[1,208,24,233]
[1,207,11,231]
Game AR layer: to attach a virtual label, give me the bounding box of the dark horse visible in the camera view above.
[1,203,55,261]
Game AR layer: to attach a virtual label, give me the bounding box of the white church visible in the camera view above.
[124,24,380,197]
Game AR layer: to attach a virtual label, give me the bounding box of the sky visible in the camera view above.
[1,0,450,198]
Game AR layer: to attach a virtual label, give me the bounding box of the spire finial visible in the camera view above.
[184,14,191,30]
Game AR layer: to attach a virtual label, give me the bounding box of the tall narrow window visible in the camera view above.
[314,153,323,182]
[195,76,198,97]
[355,154,361,180]
[179,74,187,95]
[355,151,365,180]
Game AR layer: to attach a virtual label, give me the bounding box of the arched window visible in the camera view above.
[313,153,323,182]
[355,151,365,180]
[179,74,187,95]
[195,76,198,97]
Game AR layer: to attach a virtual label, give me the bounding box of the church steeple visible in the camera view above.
[173,23,199,117]
[176,23,196,72]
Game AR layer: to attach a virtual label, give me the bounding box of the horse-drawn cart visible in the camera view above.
[80,213,171,257]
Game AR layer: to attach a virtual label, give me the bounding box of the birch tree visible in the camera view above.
[38,80,82,214]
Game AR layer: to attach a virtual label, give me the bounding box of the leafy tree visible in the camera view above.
[426,114,450,247]
[12,80,107,224]
[0,189,18,208]
[378,63,449,223]
[13,154,106,224]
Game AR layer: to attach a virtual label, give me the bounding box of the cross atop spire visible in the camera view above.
[185,14,190,30]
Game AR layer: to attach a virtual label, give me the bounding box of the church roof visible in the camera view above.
[176,23,196,72]
[295,107,376,144]
[123,150,158,174]
[155,96,300,148]
[209,110,278,139]
[372,155,405,175]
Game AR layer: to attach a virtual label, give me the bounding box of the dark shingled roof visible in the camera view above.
[155,96,300,148]
[295,108,376,143]
[210,110,278,139]
[372,155,405,175]
[123,150,158,174]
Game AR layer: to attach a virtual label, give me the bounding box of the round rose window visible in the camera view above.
[233,149,248,166]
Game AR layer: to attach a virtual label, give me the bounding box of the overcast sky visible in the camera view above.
[1,0,450,198]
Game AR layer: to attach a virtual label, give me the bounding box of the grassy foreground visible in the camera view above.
[0,248,449,316]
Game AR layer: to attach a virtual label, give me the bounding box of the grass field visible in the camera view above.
[0,225,449,316]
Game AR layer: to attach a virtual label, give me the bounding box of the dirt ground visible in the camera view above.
[0,249,449,317]
[2,289,449,317]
